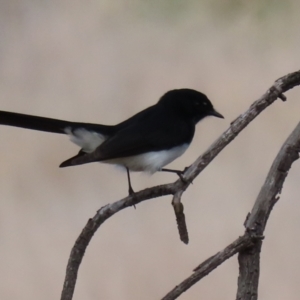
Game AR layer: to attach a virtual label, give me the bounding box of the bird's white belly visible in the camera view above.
[103,144,189,173]
[65,127,189,173]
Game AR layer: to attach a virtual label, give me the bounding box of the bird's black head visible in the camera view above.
[158,89,224,124]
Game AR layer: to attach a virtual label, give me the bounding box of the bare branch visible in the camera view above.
[161,121,300,300]
[60,70,300,300]
[183,71,300,183]
[236,122,300,300]
[161,233,262,300]
[60,183,178,300]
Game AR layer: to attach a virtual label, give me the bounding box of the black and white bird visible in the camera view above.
[0,89,223,194]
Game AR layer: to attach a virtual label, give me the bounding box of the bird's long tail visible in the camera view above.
[0,110,72,134]
[0,110,114,135]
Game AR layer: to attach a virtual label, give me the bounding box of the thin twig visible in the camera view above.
[172,191,188,244]
[183,71,300,183]
[161,233,262,300]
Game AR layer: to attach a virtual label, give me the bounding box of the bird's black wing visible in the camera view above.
[62,108,195,166]
[100,120,193,159]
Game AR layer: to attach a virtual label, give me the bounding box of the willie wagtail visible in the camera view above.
[0,89,223,194]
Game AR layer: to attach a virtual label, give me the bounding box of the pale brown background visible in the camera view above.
[0,1,300,299]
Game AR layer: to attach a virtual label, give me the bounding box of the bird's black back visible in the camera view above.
[96,103,195,161]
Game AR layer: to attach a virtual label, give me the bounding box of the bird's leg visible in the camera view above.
[126,168,135,196]
[161,168,183,175]
[126,168,136,209]
[161,168,189,183]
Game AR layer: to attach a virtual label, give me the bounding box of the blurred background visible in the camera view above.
[0,1,300,299]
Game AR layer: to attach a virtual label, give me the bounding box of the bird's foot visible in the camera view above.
[129,187,135,196]
[128,187,137,209]
[178,166,192,184]
[161,167,191,184]
[172,170,185,183]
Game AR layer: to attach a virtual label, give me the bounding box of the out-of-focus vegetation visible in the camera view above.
[0,1,299,300]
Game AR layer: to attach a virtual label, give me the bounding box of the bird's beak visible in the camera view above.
[209,109,224,119]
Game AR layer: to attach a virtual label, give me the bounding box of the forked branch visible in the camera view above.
[162,121,300,300]
[60,70,300,300]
